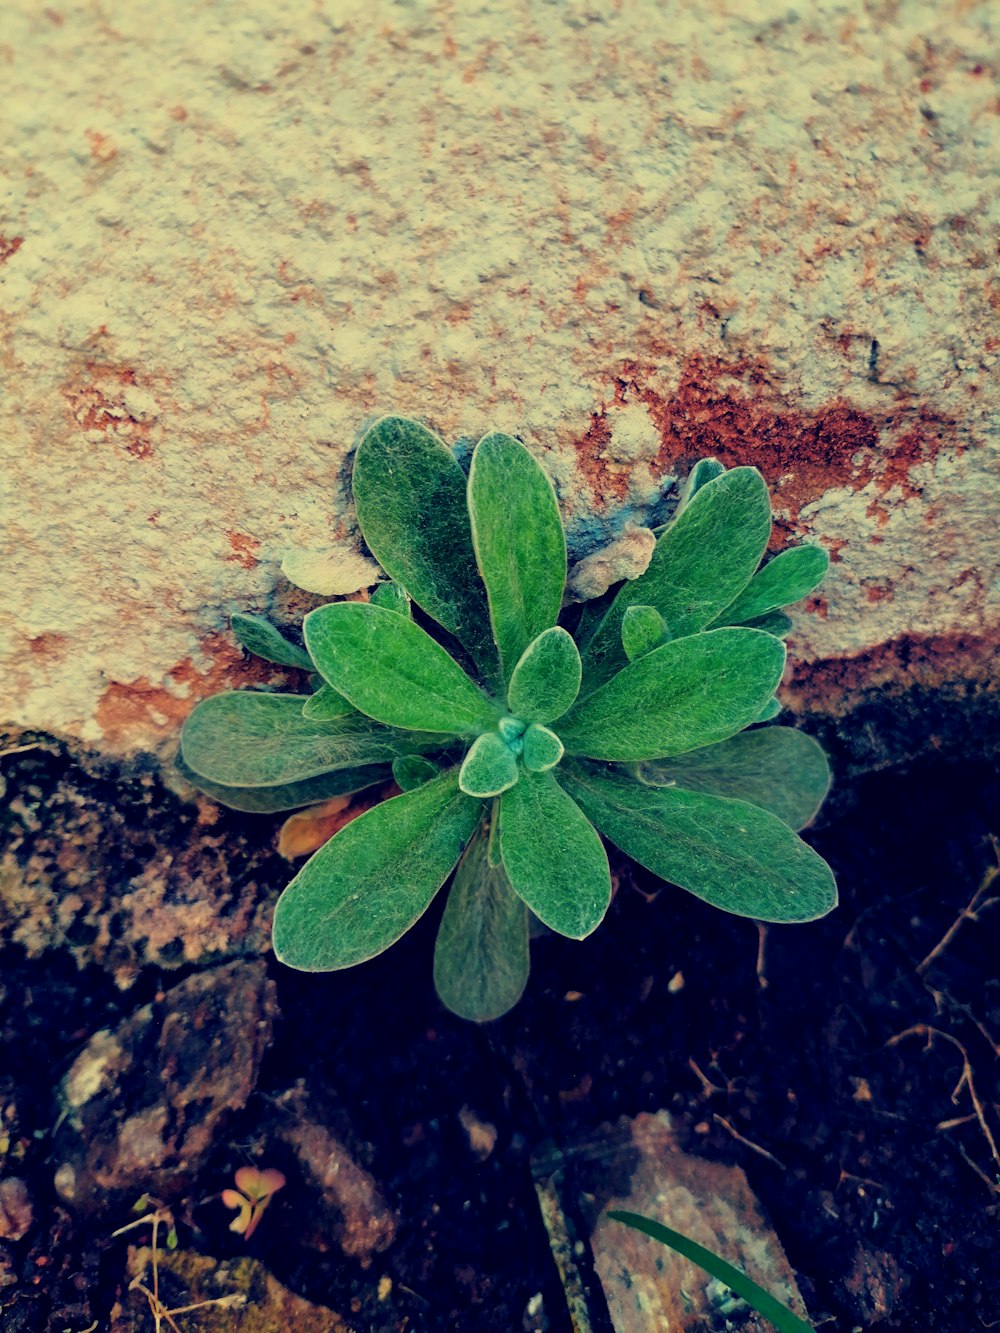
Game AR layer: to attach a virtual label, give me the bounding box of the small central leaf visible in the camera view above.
[522,723,564,772]
[459,732,520,797]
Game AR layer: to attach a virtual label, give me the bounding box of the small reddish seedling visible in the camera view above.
[221,1166,286,1240]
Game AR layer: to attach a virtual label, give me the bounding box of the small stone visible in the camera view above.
[458,1105,498,1161]
[566,526,657,602]
[0,1177,33,1241]
[276,1084,396,1263]
[54,962,276,1212]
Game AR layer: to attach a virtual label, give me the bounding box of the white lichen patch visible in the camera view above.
[63,1030,123,1112]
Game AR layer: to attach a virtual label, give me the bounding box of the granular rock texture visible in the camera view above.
[53,961,276,1212]
[2,0,998,760]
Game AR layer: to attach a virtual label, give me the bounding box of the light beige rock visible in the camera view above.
[1,1,997,760]
[536,1112,810,1333]
[590,1113,809,1331]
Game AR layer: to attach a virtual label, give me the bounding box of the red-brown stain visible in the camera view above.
[61,362,155,458]
[588,354,960,543]
[168,105,188,121]
[27,632,69,659]
[225,531,261,569]
[94,634,290,749]
[85,130,118,164]
[786,630,998,715]
[0,235,24,264]
[572,411,631,507]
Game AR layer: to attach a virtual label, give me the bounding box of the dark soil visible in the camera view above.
[1,741,998,1332]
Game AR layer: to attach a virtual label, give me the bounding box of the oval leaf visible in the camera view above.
[712,544,829,626]
[272,770,482,970]
[230,614,313,670]
[459,732,520,798]
[433,821,530,1022]
[352,416,500,685]
[181,692,442,787]
[499,770,611,939]
[177,752,390,813]
[677,457,726,511]
[305,603,500,735]
[743,610,793,638]
[392,755,442,792]
[468,432,566,680]
[561,629,786,762]
[507,627,582,723]
[370,580,412,615]
[621,605,668,661]
[634,726,831,831]
[301,684,356,721]
[581,467,771,691]
[522,723,564,773]
[562,763,837,923]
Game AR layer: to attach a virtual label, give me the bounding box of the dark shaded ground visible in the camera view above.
[0,740,998,1331]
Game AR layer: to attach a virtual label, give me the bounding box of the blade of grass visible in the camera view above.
[607,1210,814,1333]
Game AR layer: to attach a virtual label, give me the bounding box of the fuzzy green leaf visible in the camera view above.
[506,627,581,724]
[272,770,481,970]
[677,457,726,511]
[621,605,669,661]
[499,770,611,939]
[522,723,564,773]
[304,602,500,735]
[743,610,794,638]
[562,763,837,923]
[634,726,831,831]
[231,613,313,671]
[711,544,829,626]
[301,684,356,721]
[392,755,442,791]
[370,580,412,616]
[753,697,783,723]
[176,753,390,813]
[468,432,566,681]
[561,629,785,762]
[459,732,520,797]
[581,468,771,691]
[352,416,500,684]
[181,692,440,787]
[433,821,530,1021]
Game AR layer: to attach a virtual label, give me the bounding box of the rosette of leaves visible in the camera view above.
[180,417,837,1021]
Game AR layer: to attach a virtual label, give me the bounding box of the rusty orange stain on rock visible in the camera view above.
[94,634,290,749]
[596,354,959,540]
[572,411,631,507]
[28,632,69,659]
[61,362,156,458]
[225,531,261,569]
[0,235,24,264]
[85,130,118,163]
[786,629,999,717]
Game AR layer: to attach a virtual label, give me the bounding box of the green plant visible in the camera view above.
[608,1209,814,1333]
[180,416,836,1020]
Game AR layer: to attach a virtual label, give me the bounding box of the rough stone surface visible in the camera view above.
[0,749,277,987]
[53,961,276,1212]
[585,1113,808,1332]
[2,1,998,761]
[112,1247,350,1332]
[275,1083,397,1264]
